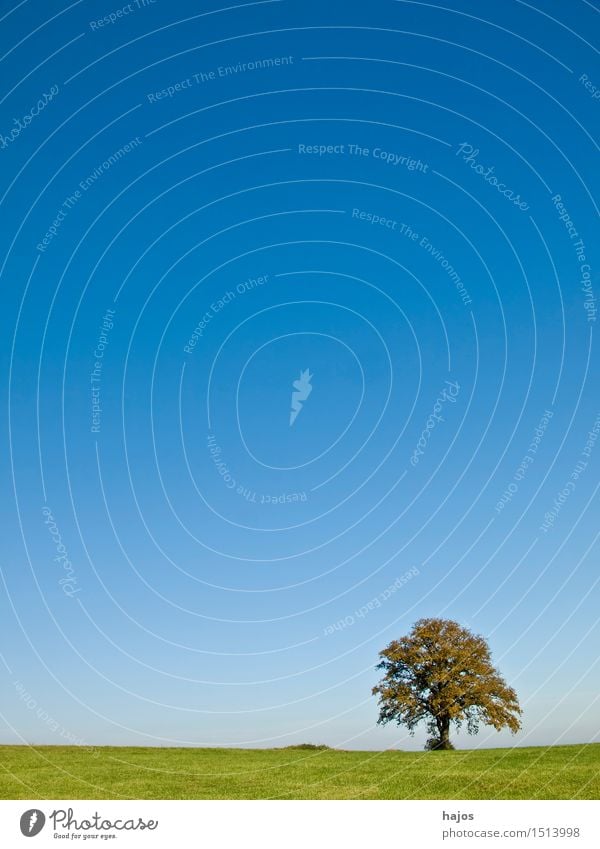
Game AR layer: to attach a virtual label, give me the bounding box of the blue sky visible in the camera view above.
[0,0,599,751]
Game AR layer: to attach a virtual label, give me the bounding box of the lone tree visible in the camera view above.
[373,618,521,750]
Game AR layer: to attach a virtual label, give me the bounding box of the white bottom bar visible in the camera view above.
[0,800,597,848]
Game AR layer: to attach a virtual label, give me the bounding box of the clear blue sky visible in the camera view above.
[0,0,598,751]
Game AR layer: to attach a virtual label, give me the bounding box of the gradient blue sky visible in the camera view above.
[1,0,599,751]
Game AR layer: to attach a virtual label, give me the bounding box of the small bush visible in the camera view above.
[425,737,455,751]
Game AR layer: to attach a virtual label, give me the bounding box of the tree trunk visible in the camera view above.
[438,716,452,750]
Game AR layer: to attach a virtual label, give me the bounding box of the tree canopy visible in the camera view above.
[373,618,522,750]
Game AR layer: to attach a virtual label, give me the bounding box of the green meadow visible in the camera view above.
[0,743,598,800]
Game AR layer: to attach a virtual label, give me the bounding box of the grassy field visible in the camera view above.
[0,743,597,800]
